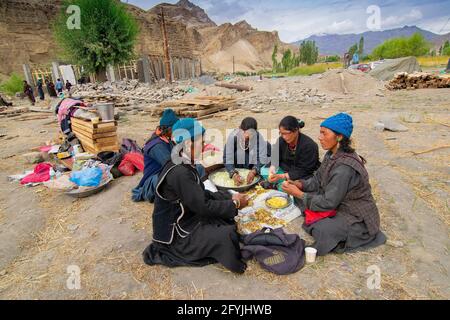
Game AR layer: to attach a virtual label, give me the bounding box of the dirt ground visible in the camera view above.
[0,73,449,300]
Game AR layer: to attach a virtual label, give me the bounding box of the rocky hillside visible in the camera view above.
[0,0,286,76]
[198,21,289,73]
[149,0,216,28]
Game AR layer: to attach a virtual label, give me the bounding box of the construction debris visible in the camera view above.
[72,80,187,108]
[386,72,450,90]
[154,96,237,118]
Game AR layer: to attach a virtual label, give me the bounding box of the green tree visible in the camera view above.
[443,40,450,56]
[299,40,319,65]
[282,49,293,72]
[359,36,364,56]
[371,33,430,59]
[272,44,279,72]
[348,43,358,57]
[53,0,139,75]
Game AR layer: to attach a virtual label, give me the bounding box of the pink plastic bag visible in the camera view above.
[21,163,53,185]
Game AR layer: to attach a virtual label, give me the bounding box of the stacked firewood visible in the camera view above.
[386,72,450,90]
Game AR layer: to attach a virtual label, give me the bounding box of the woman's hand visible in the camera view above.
[268,173,288,183]
[232,193,249,209]
[233,173,244,186]
[288,180,303,190]
[246,169,257,184]
[282,181,304,198]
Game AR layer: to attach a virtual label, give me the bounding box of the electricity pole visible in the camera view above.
[160,7,172,83]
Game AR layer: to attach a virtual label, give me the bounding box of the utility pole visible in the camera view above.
[232,56,235,74]
[160,7,172,83]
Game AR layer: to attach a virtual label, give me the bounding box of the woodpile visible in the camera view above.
[71,117,119,154]
[386,72,450,90]
[154,96,237,118]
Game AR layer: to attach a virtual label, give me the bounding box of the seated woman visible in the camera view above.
[223,117,271,186]
[132,109,179,203]
[267,116,320,195]
[281,113,386,256]
[143,118,248,273]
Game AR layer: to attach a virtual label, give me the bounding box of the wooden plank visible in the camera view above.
[95,137,119,145]
[71,121,117,134]
[181,104,230,118]
[72,117,117,129]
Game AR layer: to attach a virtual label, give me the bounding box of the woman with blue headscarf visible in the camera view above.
[281,113,386,256]
[132,109,180,203]
[143,118,248,274]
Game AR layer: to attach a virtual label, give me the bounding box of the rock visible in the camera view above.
[0,270,7,276]
[402,113,422,123]
[386,240,404,248]
[379,117,409,132]
[67,224,79,232]
[374,122,385,132]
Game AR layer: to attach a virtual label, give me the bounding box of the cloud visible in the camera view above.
[382,8,423,28]
[125,0,450,42]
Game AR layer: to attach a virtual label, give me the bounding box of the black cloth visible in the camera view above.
[143,161,246,273]
[144,219,245,273]
[272,133,320,181]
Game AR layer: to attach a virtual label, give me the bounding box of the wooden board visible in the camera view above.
[71,117,117,129]
[71,121,117,134]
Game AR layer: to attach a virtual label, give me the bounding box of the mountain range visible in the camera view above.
[293,26,450,55]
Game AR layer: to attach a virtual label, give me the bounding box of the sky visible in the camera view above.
[123,0,450,43]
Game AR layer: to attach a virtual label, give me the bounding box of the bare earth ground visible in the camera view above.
[0,75,449,300]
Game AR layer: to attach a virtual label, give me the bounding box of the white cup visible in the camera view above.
[305,247,317,264]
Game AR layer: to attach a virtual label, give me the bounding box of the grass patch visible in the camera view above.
[287,62,341,76]
[417,56,449,67]
[0,73,23,96]
[262,62,341,78]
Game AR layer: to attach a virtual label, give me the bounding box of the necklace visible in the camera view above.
[238,135,249,151]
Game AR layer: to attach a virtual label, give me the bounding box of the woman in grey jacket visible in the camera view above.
[282,113,386,256]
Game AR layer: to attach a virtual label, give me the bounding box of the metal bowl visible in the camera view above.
[265,193,292,210]
[209,168,261,192]
[65,179,112,198]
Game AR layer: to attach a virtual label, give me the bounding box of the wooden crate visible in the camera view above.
[71,117,119,154]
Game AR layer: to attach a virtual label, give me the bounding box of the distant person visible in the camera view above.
[23,80,35,106]
[344,52,350,68]
[36,78,45,100]
[352,52,359,65]
[65,80,72,92]
[55,78,64,94]
[446,58,450,73]
[45,78,57,97]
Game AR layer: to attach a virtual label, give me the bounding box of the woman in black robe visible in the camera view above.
[143,118,249,273]
[23,81,35,106]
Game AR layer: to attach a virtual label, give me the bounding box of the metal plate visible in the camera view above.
[265,193,292,210]
[209,168,261,192]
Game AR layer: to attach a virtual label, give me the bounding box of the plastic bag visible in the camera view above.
[69,167,103,187]
[20,163,53,185]
[118,152,144,176]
